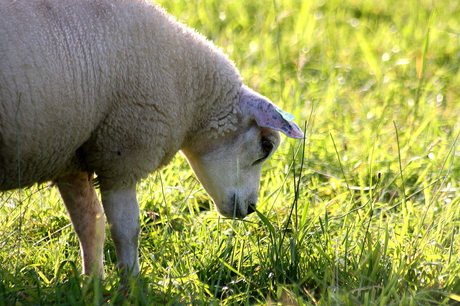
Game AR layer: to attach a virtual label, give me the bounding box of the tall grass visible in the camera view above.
[1,0,460,304]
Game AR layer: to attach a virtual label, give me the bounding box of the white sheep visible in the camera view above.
[0,0,304,277]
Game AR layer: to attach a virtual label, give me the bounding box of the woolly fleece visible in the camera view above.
[0,0,242,191]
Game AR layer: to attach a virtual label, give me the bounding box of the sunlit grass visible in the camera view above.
[1,0,460,304]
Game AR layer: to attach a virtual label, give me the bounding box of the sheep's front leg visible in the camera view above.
[101,186,140,275]
[55,172,105,277]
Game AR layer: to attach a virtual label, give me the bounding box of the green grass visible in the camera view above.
[1,0,460,304]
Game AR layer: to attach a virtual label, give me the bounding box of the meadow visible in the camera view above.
[1,0,460,304]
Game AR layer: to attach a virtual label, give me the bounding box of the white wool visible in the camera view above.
[0,0,242,190]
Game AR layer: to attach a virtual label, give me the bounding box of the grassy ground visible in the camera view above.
[1,0,460,304]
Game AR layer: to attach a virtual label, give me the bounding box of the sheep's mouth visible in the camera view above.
[247,203,255,215]
[224,194,256,219]
[230,194,244,219]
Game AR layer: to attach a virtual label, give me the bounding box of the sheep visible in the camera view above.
[0,0,304,277]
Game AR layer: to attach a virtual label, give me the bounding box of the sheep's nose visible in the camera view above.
[247,204,256,215]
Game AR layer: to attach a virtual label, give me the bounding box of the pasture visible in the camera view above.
[1,0,460,304]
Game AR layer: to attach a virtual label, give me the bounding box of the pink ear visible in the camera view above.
[239,86,305,139]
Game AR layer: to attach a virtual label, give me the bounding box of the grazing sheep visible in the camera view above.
[0,0,304,277]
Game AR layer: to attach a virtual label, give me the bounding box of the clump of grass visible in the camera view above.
[2,0,460,304]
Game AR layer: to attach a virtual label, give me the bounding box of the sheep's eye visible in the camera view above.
[262,137,274,154]
[252,137,274,166]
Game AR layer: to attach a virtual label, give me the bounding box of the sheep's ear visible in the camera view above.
[239,86,305,139]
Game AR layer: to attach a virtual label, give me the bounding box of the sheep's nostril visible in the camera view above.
[247,204,256,215]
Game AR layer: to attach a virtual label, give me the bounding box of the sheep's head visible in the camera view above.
[182,86,304,219]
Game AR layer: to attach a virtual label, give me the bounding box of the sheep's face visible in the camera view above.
[183,124,281,218]
[181,85,304,219]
